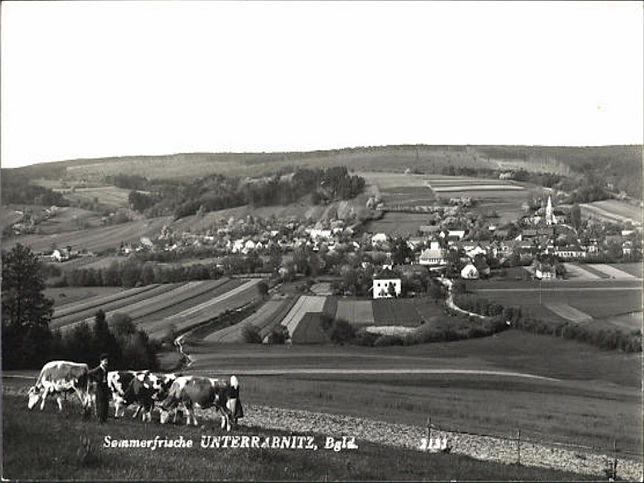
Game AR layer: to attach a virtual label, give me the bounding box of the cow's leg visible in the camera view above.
[219,404,234,431]
[191,408,198,427]
[39,387,50,410]
[71,385,88,410]
[114,397,125,418]
[132,404,142,419]
[56,395,64,412]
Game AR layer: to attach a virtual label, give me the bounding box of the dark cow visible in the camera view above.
[122,372,178,422]
[27,361,92,412]
[107,370,149,417]
[159,375,243,431]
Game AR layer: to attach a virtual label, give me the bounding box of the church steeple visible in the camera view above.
[545,195,555,225]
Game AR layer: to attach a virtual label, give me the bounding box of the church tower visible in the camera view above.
[545,195,555,225]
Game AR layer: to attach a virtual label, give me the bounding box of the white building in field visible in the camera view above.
[372,268,401,299]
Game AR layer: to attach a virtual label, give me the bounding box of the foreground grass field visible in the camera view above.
[469,283,642,331]
[183,331,642,454]
[2,394,595,481]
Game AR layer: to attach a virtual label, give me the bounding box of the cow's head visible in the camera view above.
[27,386,43,410]
[124,378,153,406]
[156,374,177,400]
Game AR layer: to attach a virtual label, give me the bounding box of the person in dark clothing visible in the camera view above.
[88,353,110,423]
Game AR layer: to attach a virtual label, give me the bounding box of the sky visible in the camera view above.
[1,1,642,168]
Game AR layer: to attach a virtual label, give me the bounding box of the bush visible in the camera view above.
[242,325,262,344]
[267,325,290,344]
[353,329,378,347]
[373,335,404,347]
[327,319,355,344]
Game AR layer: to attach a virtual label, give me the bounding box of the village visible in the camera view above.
[40,191,642,300]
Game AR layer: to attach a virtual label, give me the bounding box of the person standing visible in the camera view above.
[89,353,110,423]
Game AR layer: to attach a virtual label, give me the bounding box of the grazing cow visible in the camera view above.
[27,361,92,412]
[159,375,242,431]
[107,370,149,417]
[122,372,178,422]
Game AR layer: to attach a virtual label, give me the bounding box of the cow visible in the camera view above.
[159,375,242,431]
[27,361,92,413]
[122,372,178,422]
[107,370,149,417]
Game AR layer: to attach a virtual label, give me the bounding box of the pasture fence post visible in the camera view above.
[611,438,618,480]
[516,428,521,465]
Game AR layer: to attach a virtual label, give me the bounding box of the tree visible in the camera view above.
[391,237,412,265]
[387,281,398,298]
[328,319,355,344]
[93,309,121,365]
[257,281,269,297]
[267,325,290,344]
[2,244,54,368]
[570,204,582,230]
[242,325,262,343]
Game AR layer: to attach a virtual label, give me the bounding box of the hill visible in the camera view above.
[5,144,641,198]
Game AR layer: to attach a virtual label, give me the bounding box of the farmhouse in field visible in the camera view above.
[372,268,401,299]
[51,246,78,262]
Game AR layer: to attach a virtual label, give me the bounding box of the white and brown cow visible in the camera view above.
[107,370,149,417]
[122,372,178,422]
[27,361,92,413]
[159,375,242,431]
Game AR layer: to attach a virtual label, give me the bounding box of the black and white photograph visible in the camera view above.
[1,1,642,481]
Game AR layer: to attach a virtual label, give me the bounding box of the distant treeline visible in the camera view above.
[478,145,642,199]
[114,167,365,219]
[454,293,642,353]
[1,171,69,206]
[53,260,223,288]
[436,165,612,203]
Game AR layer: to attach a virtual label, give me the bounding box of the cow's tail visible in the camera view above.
[77,371,91,408]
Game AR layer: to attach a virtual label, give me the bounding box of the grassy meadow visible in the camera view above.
[179,330,642,454]
[1,393,598,481]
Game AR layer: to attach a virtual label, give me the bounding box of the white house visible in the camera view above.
[231,239,245,253]
[466,245,487,259]
[448,230,466,240]
[460,263,479,280]
[310,229,332,241]
[554,245,586,259]
[50,249,67,262]
[419,241,447,266]
[372,268,401,299]
[372,233,388,246]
